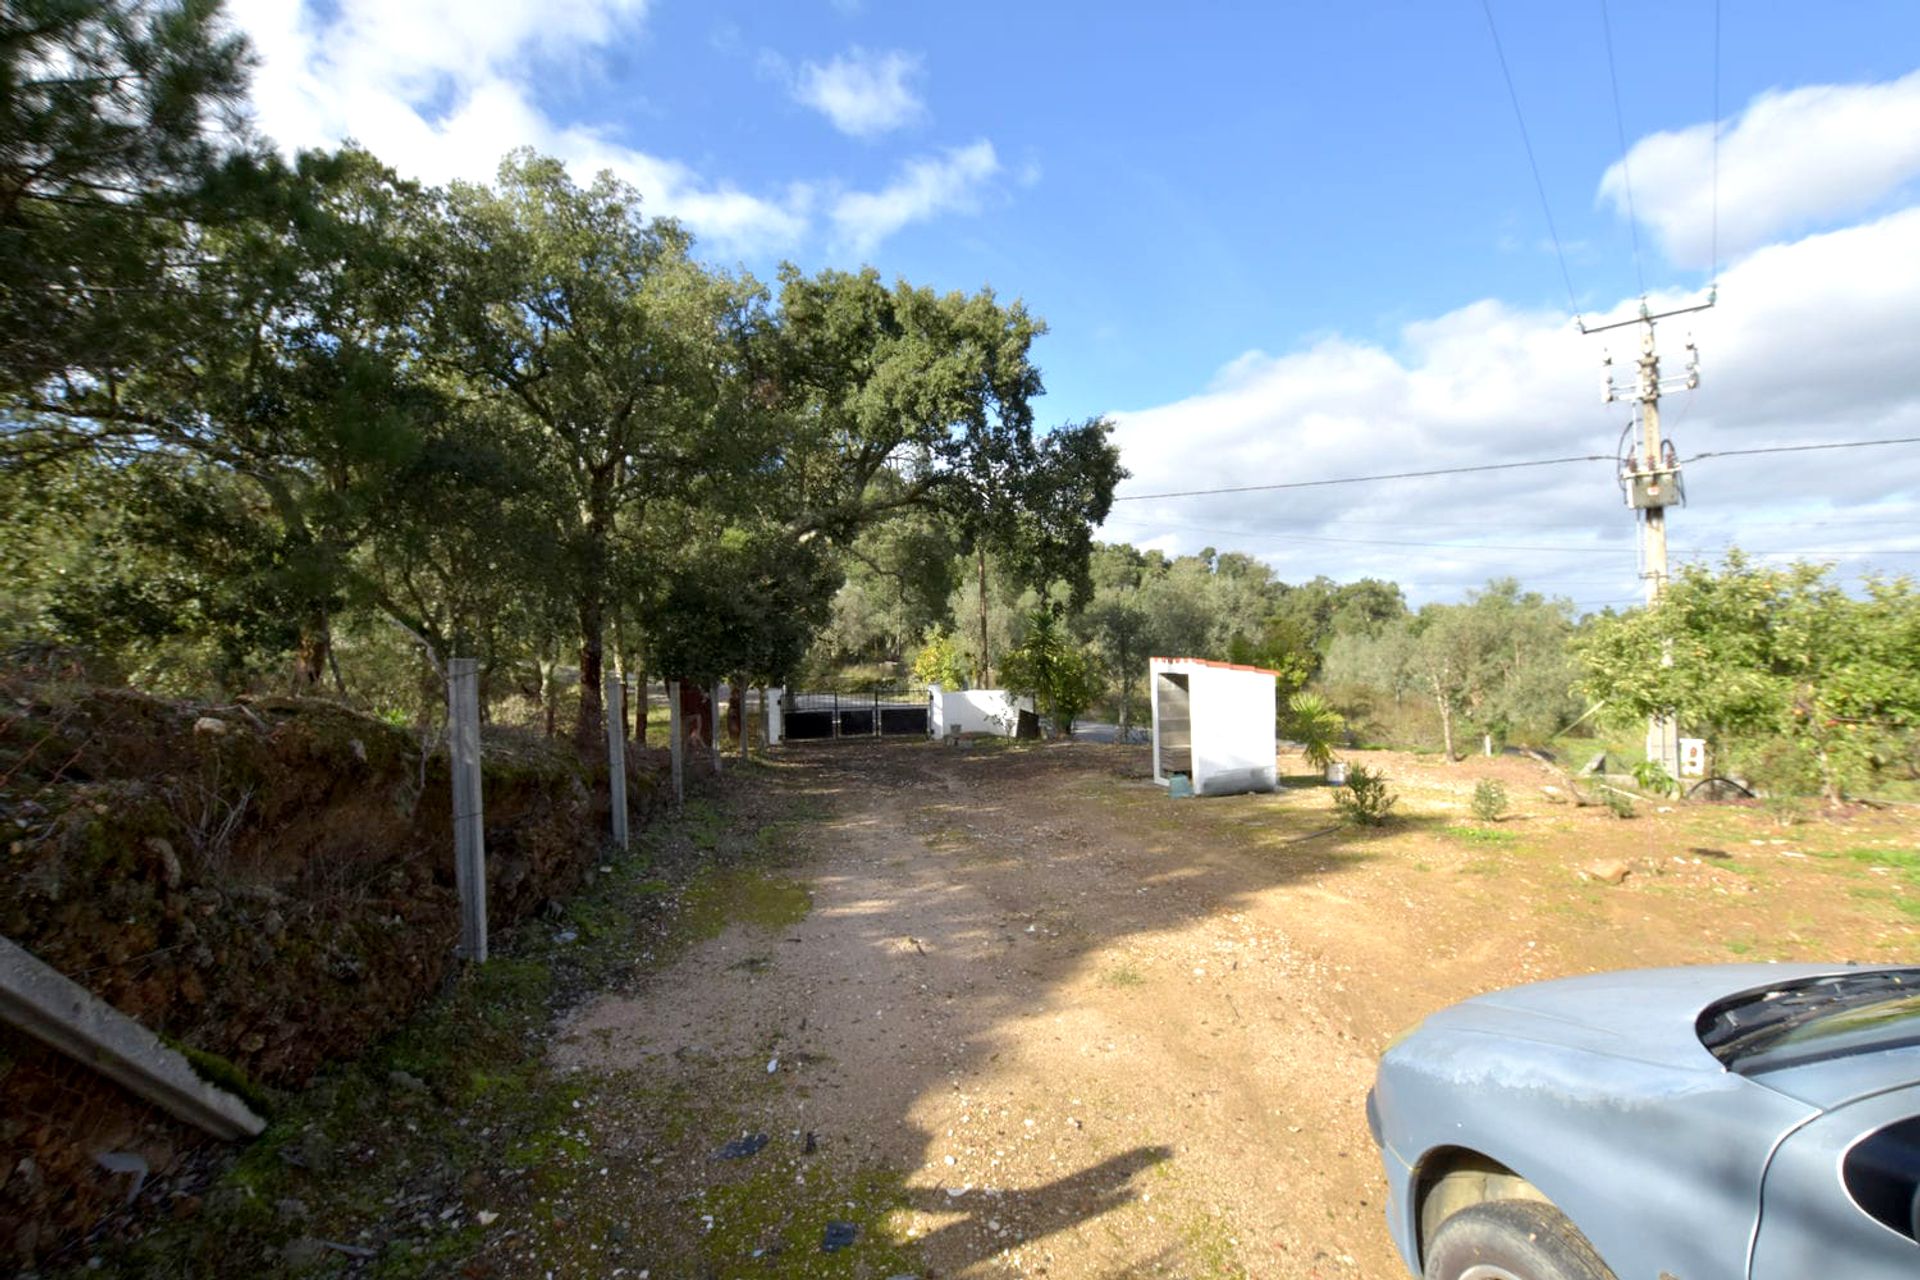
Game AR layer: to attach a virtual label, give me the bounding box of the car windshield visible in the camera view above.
[1697,969,1920,1070]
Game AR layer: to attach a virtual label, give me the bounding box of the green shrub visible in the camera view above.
[1764,793,1808,828]
[910,626,971,690]
[1470,778,1508,823]
[1598,786,1636,819]
[1287,691,1345,771]
[1630,759,1676,796]
[1334,764,1397,826]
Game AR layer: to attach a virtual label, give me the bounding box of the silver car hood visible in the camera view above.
[1424,963,1896,1078]
[1743,1041,1920,1110]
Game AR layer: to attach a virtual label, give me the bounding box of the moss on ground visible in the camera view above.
[678,866,812,941]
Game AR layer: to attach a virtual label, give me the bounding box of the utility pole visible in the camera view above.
[1594,298,1707,783]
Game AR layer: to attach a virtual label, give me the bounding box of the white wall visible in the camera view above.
[1189,666,1278,795]
[928,686,1033,737]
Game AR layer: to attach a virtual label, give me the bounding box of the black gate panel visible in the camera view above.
[880,706,929,735]
[837,708,876,736]
[784,710,834,739]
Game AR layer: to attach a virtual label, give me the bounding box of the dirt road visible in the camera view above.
[545,737,1913,1278]
[558,741,1419,1278]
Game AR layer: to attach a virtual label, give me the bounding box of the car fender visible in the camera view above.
[1749,1084,1920,1280]
[1377,1024,1813,1280]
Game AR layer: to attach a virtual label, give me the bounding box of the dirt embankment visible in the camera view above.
[0,680,642,1264]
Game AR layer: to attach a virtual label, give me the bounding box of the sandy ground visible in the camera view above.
[549,738,1918,1279]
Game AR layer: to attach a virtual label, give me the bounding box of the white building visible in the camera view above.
[1149,657,1279,796]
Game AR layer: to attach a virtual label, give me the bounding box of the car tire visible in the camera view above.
[1422,1199,1616,1280]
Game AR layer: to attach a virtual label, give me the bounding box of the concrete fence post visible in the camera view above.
[605,669,629,851]
[739,680,750,763]
[446,657,487,963]
[767,686,783,746]
[710,682,723,775]
[0,936,265,1139]
[668,680,684,806]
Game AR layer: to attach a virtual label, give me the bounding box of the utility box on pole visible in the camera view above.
[1623,462,1683,509]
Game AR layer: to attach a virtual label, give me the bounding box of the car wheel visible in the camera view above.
[1423,1199,1616,1280]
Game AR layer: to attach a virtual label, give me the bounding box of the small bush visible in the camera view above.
[1287,691,1345,771]
[1764,794,1808,828]
[1598,786,1636,819]
[1335,764,1397,826]
[1630,759,1676,797]
[1470,778,1508,823]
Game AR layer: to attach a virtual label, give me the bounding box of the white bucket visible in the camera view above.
[1325,762,1349,786]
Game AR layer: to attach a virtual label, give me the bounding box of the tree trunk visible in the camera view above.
[734,677,748,760]
[1435,693,1457,762]
[326,644,349,700]
[632,664,647,746]
[1817,745,1842,806]
[575,594,605,756]
[540,656,558,738]
[573,479,615,753]
[293,609,331,690]
[976,545,991,687]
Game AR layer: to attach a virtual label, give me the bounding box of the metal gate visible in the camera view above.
[782,690,930,740]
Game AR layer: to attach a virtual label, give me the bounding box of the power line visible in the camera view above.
[1109,454,1613,502]
[1110,436,1920,504]
[1681,436,1920,464]
[1101,517,1635,556]
[1479,0,1582,317]
[1101,514,1920,562]
[1130,511,1920,534]
[1598,0,1647,296]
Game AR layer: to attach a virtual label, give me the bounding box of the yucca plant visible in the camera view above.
[1287,691,1345,772]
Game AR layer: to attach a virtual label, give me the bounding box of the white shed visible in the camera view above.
[1149,657,1279,796]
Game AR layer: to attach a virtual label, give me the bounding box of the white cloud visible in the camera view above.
[1601,69,1920,269]
[222,0,810,256]
[1105,207,1920,607]
[794,47,925,138]
[831,141,999,254]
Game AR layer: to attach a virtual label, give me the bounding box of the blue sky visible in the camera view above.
[229,0,1920,609]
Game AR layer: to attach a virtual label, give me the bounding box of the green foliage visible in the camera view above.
[1630,759,1676,797]
[1334,764,1397,825]
[1765,794,1810,828]
[1287,691,1345,771]
[1597,786,1636,819]
[1470,778,1509,823]
[1324,578,1580,759]
[811,506,962,666]
[9,146,447,689]
[0,0,252,398]
[1578,553,1920,801]
[999,607,1104,735]
[910,625,972,690]
[642,531,839,687]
